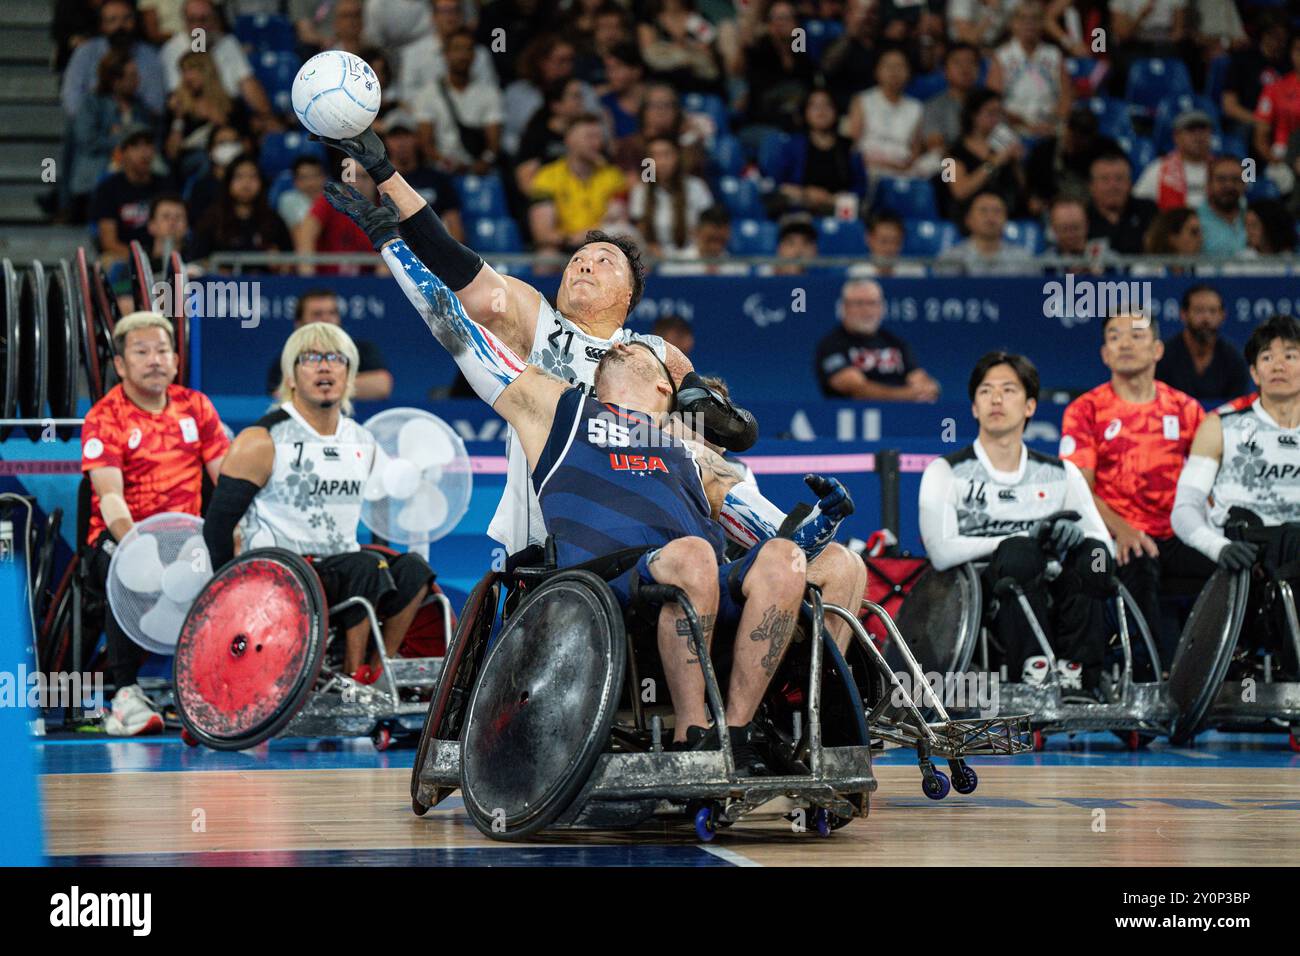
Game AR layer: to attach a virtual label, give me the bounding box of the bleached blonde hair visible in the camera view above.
[275,321,360,415]
[113,311,175,353]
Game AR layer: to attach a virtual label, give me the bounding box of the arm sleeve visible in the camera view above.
[202,476,261,571]
[917,459,1007,570]
[1064,460,1115,556]
[718,481,785,549]
[397,203,484,291]
[380,238,525,406]
[1171,454,1228,562]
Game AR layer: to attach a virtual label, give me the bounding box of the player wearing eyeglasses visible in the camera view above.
[202,321,434,682]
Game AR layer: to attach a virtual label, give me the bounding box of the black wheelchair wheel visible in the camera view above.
[1168,568,1249,745]
[174,549,328,751]
[411,571,501,813]
[460,570,626,840]
[45,261,79,426]
[0,259,19,436]
[890,564,982,676]
[17,261,48,437]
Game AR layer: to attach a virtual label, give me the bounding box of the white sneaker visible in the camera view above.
[1055,660,1084,691]
[103,685,164,736]
[1021,656,1051,685]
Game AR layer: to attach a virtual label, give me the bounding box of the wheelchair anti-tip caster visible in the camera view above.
[1289,728,1300,754]
[1118,730,1155,751]
[180,728,200,748]
[921,765,950,800]
[694,804,720,842]
[949,760,978,794]
[372,727,393,752]
[813,807,832,838]
[1032,729,1046,752]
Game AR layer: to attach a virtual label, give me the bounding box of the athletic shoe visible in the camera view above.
[1021,656,1051,686]
[727,723,771,777]
[672,724,719,751]
[1055,660,1084,691]
[352,664,380,685]
[102,685,164,737]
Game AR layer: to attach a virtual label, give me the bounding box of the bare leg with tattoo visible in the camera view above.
[642,537,720,741]
[726,539,807,726]
[807,543,868,654]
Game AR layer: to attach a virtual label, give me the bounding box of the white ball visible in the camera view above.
[292,51,381,140]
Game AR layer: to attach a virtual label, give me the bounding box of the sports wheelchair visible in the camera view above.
[410,543,1031,841]
[889,552,1170,750]
[172,547,454,751]
[1167,558,1300,748]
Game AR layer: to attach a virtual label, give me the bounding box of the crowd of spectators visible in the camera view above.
[45,0,1300,275]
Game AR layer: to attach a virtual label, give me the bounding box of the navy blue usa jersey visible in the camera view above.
[532,388,726,566]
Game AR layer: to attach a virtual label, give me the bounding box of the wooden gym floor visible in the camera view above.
[37,732,1300,866]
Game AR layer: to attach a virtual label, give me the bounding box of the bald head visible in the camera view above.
[593,342,675,412]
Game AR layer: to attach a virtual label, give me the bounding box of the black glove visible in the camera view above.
[1032,517,1084,554]
[1217,540,1258,572]
[324,182,399,250]
[310,127,395,186]
[804,474,854,520]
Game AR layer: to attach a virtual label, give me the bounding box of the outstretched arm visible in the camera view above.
[314,129,542,358]
[323,182,565,460]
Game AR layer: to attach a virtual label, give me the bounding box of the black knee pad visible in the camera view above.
[988,535,1047,585]
[1069,537,1117,599]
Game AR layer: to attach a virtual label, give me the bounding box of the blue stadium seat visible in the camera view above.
[803,19,845,61]
[1003,220,1043,253]
[1212,131,1249,159]
[1247,177,1281,201]
[902,219,959,256]
[1126,58,1194,114]
[906,70,947,101]
[1066,56,1096,84]
[1083,97,1135,138]
[716,176,765,218]
[259,131,326,178]
[455,174,508,218]
[711,134,747,177]
[471,217,523,253]
[757,131,791,180]
[234,14,297,53]
[1114,134,1156,174]
[267,168,295,208]
[1204,53,1230,102]
[682,92,730,135]
[873,176,937,220]
[816,217,868,256]
[728,219,778,255]
[254,49,302,115]
[1151,94,1220,153]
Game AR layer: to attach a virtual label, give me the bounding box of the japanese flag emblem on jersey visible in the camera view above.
[179,416,199,443]
[1163,415,1180,440]
[1104,418,1122,441]
[83,437,104,459]
[128,428,143,449]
